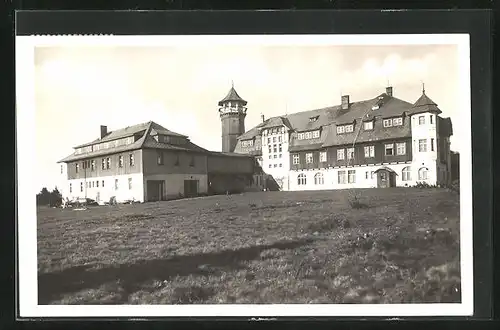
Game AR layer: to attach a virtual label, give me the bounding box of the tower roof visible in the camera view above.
[218,85,247,106]
[410,91,441,114]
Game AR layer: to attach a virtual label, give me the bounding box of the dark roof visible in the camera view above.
[233,89,448,152]
[438,117,453,137]
[218,86,247,106]
[58,121,207,163]
[374,166,399,175]
[409,92,442,115]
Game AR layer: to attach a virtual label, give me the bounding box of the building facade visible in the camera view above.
[58,121,255,203]
[232,85,454,191]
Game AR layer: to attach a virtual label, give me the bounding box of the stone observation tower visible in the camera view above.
[218,82,247,153]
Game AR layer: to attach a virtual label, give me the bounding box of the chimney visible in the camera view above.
[341,95,350,110]
[386,86,393,97]
[100,125,107,139]
[261,113,265,123]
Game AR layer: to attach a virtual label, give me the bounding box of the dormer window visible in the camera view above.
[337,124,354,134]
[297,130,320,140]
[384,117,403,127]
[309,116,319,122]
[364,121,374,130]
[241,139,254,148]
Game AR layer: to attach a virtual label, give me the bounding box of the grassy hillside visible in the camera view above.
[37,188,461,305]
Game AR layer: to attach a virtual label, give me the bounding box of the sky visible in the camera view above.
[34,42,463,191]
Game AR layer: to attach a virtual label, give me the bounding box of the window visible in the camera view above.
[337,149,345,160]
[304,132,311,139]
[128,178,132,190]
[97,180,99,187]
[69,183,72,193]
[364,121,373,130]
[269,164,272,168]
[297,173,307,185]
[402,166,411,181]
[91,160,95,171]
[279,144,282,152]
[279,154,282,158]
[306,153,313,164]
[364,145,375,158]
[385,143,394,156]
[267,137,271,144]
[345,125,354,133]
[396,142,406,155]
[431,138,435,151]
[106,157,111,169]
[336,126,345,134]
[430,115,434,124]
[348,170,356,183]
[102,158,106,170]
[298,133,305,140]
[278,136,282,142]
[157,151,164,165]
[273,145,277,153]
[118,156,123,168]
[383,119,393,127]
[292,154,300,165]
[80,182,83,192]
[365,171,369,179]
[60,165,63,174]
[314,172,324,185]
[338,170,346,184]
[114,179,119,190]
[279,163,282,167]
[418,139,427,152]
[273,154,277,159]
[392,117,403,126]
[319,151,327,162]
[312,130,320,138]
[241,140,254,148]
[418,167,428,180]
[92,181,95,188]
[102,180,105,187]
[273,164,277,168]
[418,116,425,125]
[174,153,180,166]
[268,145,272,153]
[268,155,271,159]
[347,148,355,160]
[273,137,276,143]
[129,154,135,166]
[189,156,195,167]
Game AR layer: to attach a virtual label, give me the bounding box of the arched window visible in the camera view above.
[314,172,324,185]
[402,166,411,181]
[297,173,307,185]
[418,167,428,180]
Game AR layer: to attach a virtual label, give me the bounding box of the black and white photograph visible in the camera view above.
[16,33,473,317]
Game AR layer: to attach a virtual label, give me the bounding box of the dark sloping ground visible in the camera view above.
[37,188,460,304]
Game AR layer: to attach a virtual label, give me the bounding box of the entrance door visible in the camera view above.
[377,170,389,188]
[184,179,199,198]
[147,180,165,201]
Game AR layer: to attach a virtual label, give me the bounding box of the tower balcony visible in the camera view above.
[218,106,248,115]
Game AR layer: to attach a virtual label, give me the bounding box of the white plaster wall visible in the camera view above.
[143,173,208,199]
[287,162,431,191]
[260,125,290,190]
[65,173,144,203]
[410,112,439,185]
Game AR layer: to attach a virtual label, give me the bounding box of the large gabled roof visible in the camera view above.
[58,121,205,163]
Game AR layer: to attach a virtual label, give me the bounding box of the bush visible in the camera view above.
[449,180,460,194]
[347,191,369,209]
[414,182,437,189]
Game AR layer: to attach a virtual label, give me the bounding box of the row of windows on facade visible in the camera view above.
[268,163,284,169]
[268,143,283,154]
[156,151,195,167]
[291,138,435,165]
[296,166,427,186]
[241,114,436,148]
[336,113,434,135]
[75,154,135,173]
[262,126,286,136]
[69,177,133,193]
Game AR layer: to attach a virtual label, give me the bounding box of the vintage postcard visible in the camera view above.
[16,34,472,317]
